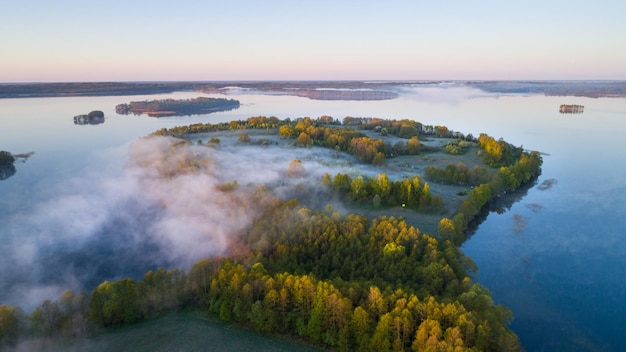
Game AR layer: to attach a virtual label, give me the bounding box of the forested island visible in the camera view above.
[0,151,17,181]
[73,110,105,125]
[0,116,542,351]
[559,104,584,114]
[115,97,240,117]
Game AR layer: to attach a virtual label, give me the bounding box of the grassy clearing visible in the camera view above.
[193,128,487,235]
[36,311,321,352]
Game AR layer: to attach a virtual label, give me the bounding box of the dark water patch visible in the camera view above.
[33,200,172,294]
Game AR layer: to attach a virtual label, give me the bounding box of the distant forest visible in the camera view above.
[3,81,624,99]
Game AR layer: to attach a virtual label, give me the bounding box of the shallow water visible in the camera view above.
[1,85,625,350]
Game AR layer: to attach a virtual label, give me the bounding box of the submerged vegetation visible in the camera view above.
[0,116,542,351]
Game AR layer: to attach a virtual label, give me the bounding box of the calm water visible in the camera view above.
[1,85,625,351]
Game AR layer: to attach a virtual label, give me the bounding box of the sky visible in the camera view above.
[1,0,625,82]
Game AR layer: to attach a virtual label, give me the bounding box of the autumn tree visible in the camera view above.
[287,159,306,177]
[238,132,251,143]
[407,136,421,155]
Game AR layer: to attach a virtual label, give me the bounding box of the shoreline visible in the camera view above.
[2,80,626,99]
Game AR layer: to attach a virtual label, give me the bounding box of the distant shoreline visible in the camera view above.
[1,80,626,99]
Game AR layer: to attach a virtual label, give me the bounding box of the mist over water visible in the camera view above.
[1,85,626,350]
[0,126,361,311]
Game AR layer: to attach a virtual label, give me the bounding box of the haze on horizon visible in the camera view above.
[1,0,625,83]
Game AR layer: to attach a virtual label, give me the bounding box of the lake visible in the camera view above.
[1,84,625,351]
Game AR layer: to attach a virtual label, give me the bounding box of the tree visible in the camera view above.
[438,218,459,244]
[351,306,372,350]
[297,132,313,146]
[366,286,387,319]
[89,279,140,326]
[333,173,352,194]
[374,174,392,204]
[0,151,14,165]
[0,305,21,346]
[369,313,393,352]
[278,125,295,137]
[373,194,382,208]
[238,133,251,143]
[350,176,367,201]
[30,300,63,336]
[407,136,421,155]
[372,152,386,165]
[287,159,306,177]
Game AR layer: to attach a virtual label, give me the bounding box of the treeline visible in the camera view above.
[324,173,443,211]
[0,82,201,99]
[343,117,456,139]
[115,97,240,116]
[477,133,521,167]
[425,133,528,187]
[153,115,287,137]
[425,163,492,186]
[437,151,543,245]
[0,202,520,351]
[281,117,426,165]
[158,116,419,165]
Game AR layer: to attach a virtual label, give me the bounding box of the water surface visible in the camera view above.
[1,85,625,350]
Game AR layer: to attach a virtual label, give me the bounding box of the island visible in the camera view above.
[74,110,105,125]
[115,97,240,117]
[0,116,541,351]
[0,151,16,181]
[559,104,584,114]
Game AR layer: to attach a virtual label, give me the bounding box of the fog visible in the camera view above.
[0,134,360,310]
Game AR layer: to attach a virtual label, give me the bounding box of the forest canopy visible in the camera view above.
[1,116,542,351]
[0,151,15,165]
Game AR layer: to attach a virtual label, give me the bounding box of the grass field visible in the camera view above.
[16,312,321,352]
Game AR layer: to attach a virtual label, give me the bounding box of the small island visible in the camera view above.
[74,110,105,125]
[0,151,16,181]
[559,104,584,114]
[115,97,240,117]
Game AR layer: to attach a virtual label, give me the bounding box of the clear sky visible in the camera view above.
[1,0,625,82]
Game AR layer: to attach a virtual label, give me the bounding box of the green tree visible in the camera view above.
[89,279,140,326]
[350,176,367,201]
[374,174,392,204]
[438,218,458,243]
[0,151,14,165]
[238,132,251,143]
[0,305,21,346]
[351,306,372,350]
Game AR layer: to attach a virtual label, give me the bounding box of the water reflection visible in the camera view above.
[0,163,16,180]
[74,114,105,125]
[463,178,538,238]
[0,150,34,181]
